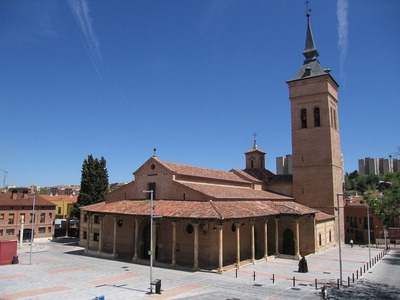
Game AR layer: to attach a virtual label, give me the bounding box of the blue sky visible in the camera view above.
[1,0,399,187]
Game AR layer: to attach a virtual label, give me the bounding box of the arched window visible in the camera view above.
[334,109,337,129]
[301,109,307,128]
[314,107,320,127]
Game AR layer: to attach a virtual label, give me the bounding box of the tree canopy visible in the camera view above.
[363,172,400,229]
[71,155,109,218]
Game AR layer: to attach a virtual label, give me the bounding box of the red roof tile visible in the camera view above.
[158,159,252,184]
[177,182,292,200]
[0,193,56,207]
[81,199,316,220]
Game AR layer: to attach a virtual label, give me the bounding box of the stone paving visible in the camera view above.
[0,238,398,299]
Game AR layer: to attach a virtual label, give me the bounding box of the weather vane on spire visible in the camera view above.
[305,0,311,16]
[252,132,258,149]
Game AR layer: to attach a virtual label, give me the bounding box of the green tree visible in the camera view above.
[71,155,109,219]
[364,177,400,229]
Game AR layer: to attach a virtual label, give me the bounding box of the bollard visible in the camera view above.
[272,274,275,284]
[360,267,362,276]
[315,279,317,290]
[348,276,350,287]
[352,273,354,283]
[356,269,358,280]
[293,276,295,287]
[235,268,238,278]
[337,279,340,289]
[364,264,366,272]
[253,271,256,281]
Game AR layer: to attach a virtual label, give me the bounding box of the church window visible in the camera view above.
[329,230,332,242]
[319,233,322,246]
[148,182,156,199]
[301,109,307,128]
[251,160,254,168]
[231,223,236,233]
[333,109,337,129]
[314,107,320,127]
[185,224,194,235]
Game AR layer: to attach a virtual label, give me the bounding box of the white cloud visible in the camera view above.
[337,0,349,80]
[66,0,101,62]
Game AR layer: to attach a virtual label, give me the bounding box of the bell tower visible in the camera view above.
[286,11,343,215]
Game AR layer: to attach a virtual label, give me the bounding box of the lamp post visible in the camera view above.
[30,195,36,265]
[366,204,371,263]
[336,193,351,285]
[142,190,154,293]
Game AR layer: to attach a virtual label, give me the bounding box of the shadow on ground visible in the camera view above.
[330,279,400,300]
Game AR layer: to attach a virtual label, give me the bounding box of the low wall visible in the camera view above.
[0,240,17,265]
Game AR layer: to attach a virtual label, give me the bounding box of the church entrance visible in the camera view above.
[142,224,151,259]
[282,228,295,255]
[141,223,158,260]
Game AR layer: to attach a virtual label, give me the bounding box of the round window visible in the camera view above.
[186,224,194,235]
[151,164,156,170]
[117,219,123,227]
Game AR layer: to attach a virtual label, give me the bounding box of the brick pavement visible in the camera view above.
[0,238,397,300]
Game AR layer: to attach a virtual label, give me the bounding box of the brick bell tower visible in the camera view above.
[286,11,343,216]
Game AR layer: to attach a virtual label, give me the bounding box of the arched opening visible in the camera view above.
[301,109,307,128]
[314,107,320,127]
[142,223,151,259]
[282,228,295,255]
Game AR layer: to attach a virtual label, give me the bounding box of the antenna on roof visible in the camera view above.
[0,168,8,188]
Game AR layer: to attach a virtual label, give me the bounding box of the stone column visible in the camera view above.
[294,217,301,260]
[171,221,177,267]
[235,221,241,268]
[275,217,280,256]
[132,218,139,262]
[193,223,199,270]
[97,215,104,257]
[111,216,118,258]
[264,219,269,260]
[250,220,256,264]
[218,224,224,274]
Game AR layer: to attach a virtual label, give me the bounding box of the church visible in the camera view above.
[79,11,343,272]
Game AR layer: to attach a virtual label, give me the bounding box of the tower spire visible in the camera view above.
[303,5,319,63]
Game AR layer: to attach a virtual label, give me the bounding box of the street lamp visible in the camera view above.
[366,204,371,264]
[142,190,154,293]
[336,193,351,285]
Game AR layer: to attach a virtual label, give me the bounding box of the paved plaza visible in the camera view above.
[0,238,399,299]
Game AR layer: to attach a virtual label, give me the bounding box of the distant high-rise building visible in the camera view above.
[358,157,399,175]
[276,155,293,175]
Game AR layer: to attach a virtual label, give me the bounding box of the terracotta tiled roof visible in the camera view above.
[315,211,335,221]
[40,195,78,202]
[243,168,275,182]
[158,159,251,184]
[268,201,317,215]
[81,199,316,220]
[177,182,292,200]
[0,193,56,207]
[81,200,221,219]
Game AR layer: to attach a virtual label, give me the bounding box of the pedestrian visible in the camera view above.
[321,284,328,299]
[298,257,303,273]
[350,239,354,248]
[301,256,308,273]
